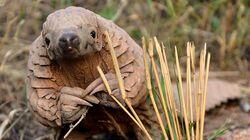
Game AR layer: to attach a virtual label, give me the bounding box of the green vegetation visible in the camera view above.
[1,0,249,69]
[208,122,228,140]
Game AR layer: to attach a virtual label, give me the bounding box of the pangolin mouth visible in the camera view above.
[60,47,80,59]
[64,46,79,54]
[68,46,78,53]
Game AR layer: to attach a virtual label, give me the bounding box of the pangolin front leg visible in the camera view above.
[84,72,126,108]
[85,65,145,108]
[59,87,99,124]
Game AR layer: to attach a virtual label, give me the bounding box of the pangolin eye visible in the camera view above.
[90,31,96,38]
[45,37,50,46]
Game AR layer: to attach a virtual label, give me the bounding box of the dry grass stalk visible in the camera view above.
[147,38,209,140]
[186,43,195,140]
[161,43,183,140]
[104,31,152,140]
[191,44,211,140]
[174,46,190,140]
[198,46,206,140]
[148,39,175,140]
[161,45,179,140]
[64,112,87,139]
[97,66,142,129]
[0,16,17,48]
[0,108,28,139]
[104,31,126,99]
[98,33,210,140]
[142,37,168,139]
[190,43,199,140]
[195,48,204,140]
[154,38,181,139]
[198,45,206,140]
[200,52,210,140]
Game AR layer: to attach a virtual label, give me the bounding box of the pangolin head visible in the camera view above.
[42,7,103,60]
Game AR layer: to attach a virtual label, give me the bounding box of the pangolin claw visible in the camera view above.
[84,95,100,104]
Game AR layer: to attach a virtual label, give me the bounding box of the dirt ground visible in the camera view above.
[205,100,250,140]
[1,93,250,139]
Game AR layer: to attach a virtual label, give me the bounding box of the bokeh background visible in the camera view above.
[0,0,249,139]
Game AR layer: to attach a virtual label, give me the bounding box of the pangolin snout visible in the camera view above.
[58,32,80,52]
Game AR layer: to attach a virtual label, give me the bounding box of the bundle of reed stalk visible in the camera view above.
[97,32,210,140]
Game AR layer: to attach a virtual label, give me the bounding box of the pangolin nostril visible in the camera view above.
[58,33,80,50]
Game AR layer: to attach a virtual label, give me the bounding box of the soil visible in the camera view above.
[204,100,250,139]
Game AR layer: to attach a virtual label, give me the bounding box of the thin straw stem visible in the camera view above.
[97,66,142,130]
[200,52,210,140]
[125,101,152,140]
[199,45,206,140]
[142,37,168,140]
[187,43,195,140]
[148,39,175,140]
[99,33,210,140]
[174,46,190,140]
[64,112,86,139]
[104,31,126,99]
[161,43,182,139]
[196,47,206,140]
[154,38,181,139]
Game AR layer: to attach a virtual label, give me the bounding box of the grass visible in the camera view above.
[207,122,228,140]
[95,32,211,139]
[1,0,249,69]
[124,0,249,70]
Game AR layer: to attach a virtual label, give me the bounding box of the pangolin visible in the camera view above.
[27,6,160,139]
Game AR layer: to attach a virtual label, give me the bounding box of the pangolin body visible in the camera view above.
[27,7,160,139]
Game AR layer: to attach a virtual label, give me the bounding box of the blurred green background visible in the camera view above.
[0,0,249,69]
